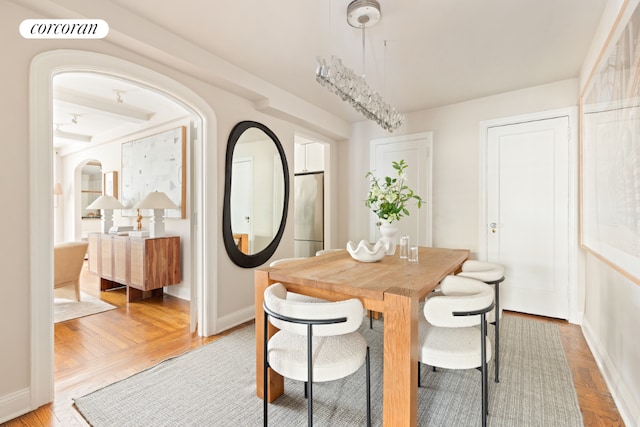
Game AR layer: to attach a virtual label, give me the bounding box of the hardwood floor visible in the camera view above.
[3,264,624,426]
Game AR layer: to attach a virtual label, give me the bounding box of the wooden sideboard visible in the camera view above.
[88,233,181,302]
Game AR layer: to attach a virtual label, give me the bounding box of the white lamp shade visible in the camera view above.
[133,191,178,210]
[86,195,125,210]
[53,182,63,195]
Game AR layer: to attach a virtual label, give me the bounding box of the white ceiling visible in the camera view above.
[51,0,607,148]
[53,73,189,150]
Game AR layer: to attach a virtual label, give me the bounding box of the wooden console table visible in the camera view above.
[88,233,181,302]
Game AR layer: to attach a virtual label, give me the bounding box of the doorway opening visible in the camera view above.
[30,50,219,407]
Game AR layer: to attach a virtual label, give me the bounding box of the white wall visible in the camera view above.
[0,1,339,422]
[578,0,640,425]
[582,254,640,426]
[0,1,31,416]
[339,78,579,257]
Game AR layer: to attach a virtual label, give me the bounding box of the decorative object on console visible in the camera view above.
[346,239,387,262]
[133,191,178,238]
[108,225,134,235]
[86,195,125,234]
[136,209,143,231]
[315,0,404,132]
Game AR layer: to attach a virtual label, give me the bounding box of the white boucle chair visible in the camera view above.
[314,250,379,328]
[457,260,505,382]
[263,283,371,427]
[418,275,495,427]
[269,258,326,304]
[314,248,342,256]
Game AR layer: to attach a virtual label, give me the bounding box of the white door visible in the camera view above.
[486,116,570,319]
[231,158,253,252]
[370,132,433,246]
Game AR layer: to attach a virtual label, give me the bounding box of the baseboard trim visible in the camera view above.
[216,305,255,333]
[569,310,583,325]
[582,318,640,426]
[0,388,31,424]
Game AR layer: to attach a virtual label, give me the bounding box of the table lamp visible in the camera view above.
[53,182,63,208]
[133,191,178,237]
[86,195,125,234]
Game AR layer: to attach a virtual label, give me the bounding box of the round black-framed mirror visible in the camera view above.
[222,121,289,268]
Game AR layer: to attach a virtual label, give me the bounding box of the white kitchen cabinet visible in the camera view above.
[294,142,324,173]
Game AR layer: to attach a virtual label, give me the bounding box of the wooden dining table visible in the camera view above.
[254,246,470,427]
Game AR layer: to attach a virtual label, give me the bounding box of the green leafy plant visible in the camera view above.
[365,159,423,223]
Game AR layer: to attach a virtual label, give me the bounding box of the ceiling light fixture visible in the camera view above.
[316,0,404,132]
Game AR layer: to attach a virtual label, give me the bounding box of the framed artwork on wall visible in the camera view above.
[103,171,118,198]
[580,2,640,285]
[121,126,186,219]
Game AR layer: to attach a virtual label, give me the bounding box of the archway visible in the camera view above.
[29,50,218,407]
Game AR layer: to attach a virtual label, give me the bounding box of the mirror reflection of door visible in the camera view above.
[231,129,282,255]
[231,158,253,254]
[80,160,103,239]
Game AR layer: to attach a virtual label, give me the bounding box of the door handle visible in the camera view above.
[489,222,497,234]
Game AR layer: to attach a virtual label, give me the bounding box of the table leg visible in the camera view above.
[383,288,419,427]
[255,269,283,402]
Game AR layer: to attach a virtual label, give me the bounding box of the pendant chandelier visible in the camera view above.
[315,0,405,132]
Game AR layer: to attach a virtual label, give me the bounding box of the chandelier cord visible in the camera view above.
[361,24,366,78]
[316,0,405,132]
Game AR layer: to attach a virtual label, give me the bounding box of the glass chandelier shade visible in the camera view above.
[315,55,405,132]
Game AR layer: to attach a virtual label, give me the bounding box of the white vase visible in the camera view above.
[378,220,399,255]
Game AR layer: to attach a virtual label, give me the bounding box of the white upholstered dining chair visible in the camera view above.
[315,248,342,256]
[262,283,371,427]
[418,275,495,427]
[269,258,327,303]
[457,259,505,382]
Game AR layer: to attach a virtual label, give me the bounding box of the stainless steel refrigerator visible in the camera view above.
[294,172,324,257]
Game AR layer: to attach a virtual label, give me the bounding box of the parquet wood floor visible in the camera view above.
[2,263,624,426]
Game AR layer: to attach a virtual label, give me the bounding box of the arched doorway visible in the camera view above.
[29,50,219,407]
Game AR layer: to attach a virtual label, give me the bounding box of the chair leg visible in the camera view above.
[494,281,500,383]
[480,314,488,427]
[263,312,269,427]
[366,347,371,427]
[307,325,314,427]
[369,310,373,329]
[417,362,421,387]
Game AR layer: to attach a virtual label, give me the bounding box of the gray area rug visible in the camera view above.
[54,292,117,323]
[74,316,583,426]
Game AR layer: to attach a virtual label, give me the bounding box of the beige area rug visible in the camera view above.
[54,291,117,323]
[74,316,583,426]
